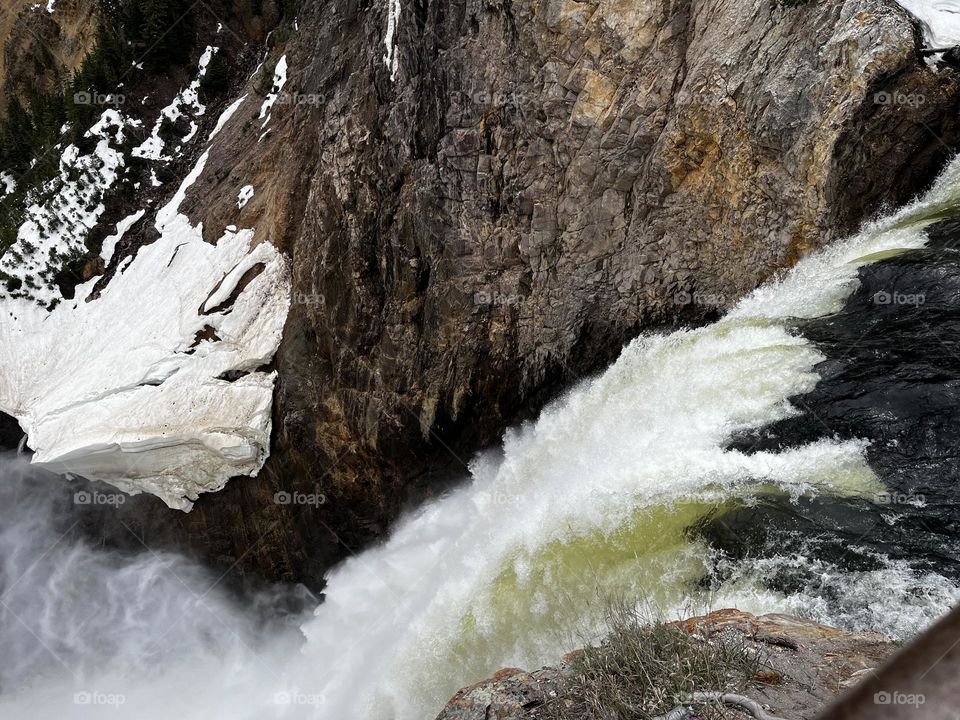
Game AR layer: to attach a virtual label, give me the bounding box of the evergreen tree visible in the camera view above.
[142,0,194,67]
[1,98,36,173]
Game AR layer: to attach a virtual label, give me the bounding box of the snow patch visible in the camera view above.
[0,172,15,197]
[208,94,247,141]
[133,46,218,161]
[0,146,291,510]
[384,0,402,81]
[237,185,254,209]
[100,209,145,264]
[0,110,132,305]
[896,1,960,49]
[0,81,292,510]
[258,55,288,131]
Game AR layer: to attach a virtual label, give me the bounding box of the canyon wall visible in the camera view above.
[1,0,958,585]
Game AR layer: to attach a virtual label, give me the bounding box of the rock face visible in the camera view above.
[0,0,97,112]
[435,610,895,720]
[3,0,960,583]
[234,0,960,583]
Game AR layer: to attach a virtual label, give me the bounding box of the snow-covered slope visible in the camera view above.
[0,109,132,306]
[0,59,292,511]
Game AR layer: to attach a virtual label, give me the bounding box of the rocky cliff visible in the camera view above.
[0,0,97,113]
[1,0,959,585]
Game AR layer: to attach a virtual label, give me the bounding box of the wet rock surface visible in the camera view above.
[709,218,960,603]
[0,411,22,450]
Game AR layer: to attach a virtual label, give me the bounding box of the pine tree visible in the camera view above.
[142,0,194,67]
[1,98,36,173]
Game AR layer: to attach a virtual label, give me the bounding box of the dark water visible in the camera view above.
[700,219,960,626]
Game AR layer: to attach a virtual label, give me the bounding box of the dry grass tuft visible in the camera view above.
[543,601,765,720]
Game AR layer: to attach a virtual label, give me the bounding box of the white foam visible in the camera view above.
[709,549,960,640]
[5,145,960,720]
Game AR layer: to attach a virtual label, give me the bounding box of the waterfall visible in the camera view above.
[5,157,960,719]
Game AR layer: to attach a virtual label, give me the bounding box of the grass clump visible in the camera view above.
[545,602,764,720]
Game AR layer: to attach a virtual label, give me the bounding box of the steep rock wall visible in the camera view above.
[4,0,960,584]
[259,0,960,583]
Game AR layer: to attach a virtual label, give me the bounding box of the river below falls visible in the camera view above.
[6,158,960,718]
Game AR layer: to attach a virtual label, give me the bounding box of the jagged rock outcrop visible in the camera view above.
[435,610,895,720]
[3,0,960,584]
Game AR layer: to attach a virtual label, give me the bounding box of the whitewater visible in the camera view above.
[5,156,960,718]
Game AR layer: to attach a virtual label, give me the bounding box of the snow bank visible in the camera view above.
[896,1,960,48]
[0,61,292,511]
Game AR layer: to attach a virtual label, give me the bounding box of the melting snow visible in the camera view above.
[896,1,960,48]
[0,69,292,510]
[0,150,291,510]
[384,0,402,81]
[0,172,15,197]
[100,209,146,264]
[133,46,218,161]
[208,94,247,141]
[0,110,133,305]
[237,185,255,209]
[258,55,288,131]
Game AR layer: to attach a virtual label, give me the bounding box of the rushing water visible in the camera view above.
[5,158,960,718]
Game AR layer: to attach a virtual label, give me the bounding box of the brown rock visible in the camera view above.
[8,0,960,587]
[436,611,895,720]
